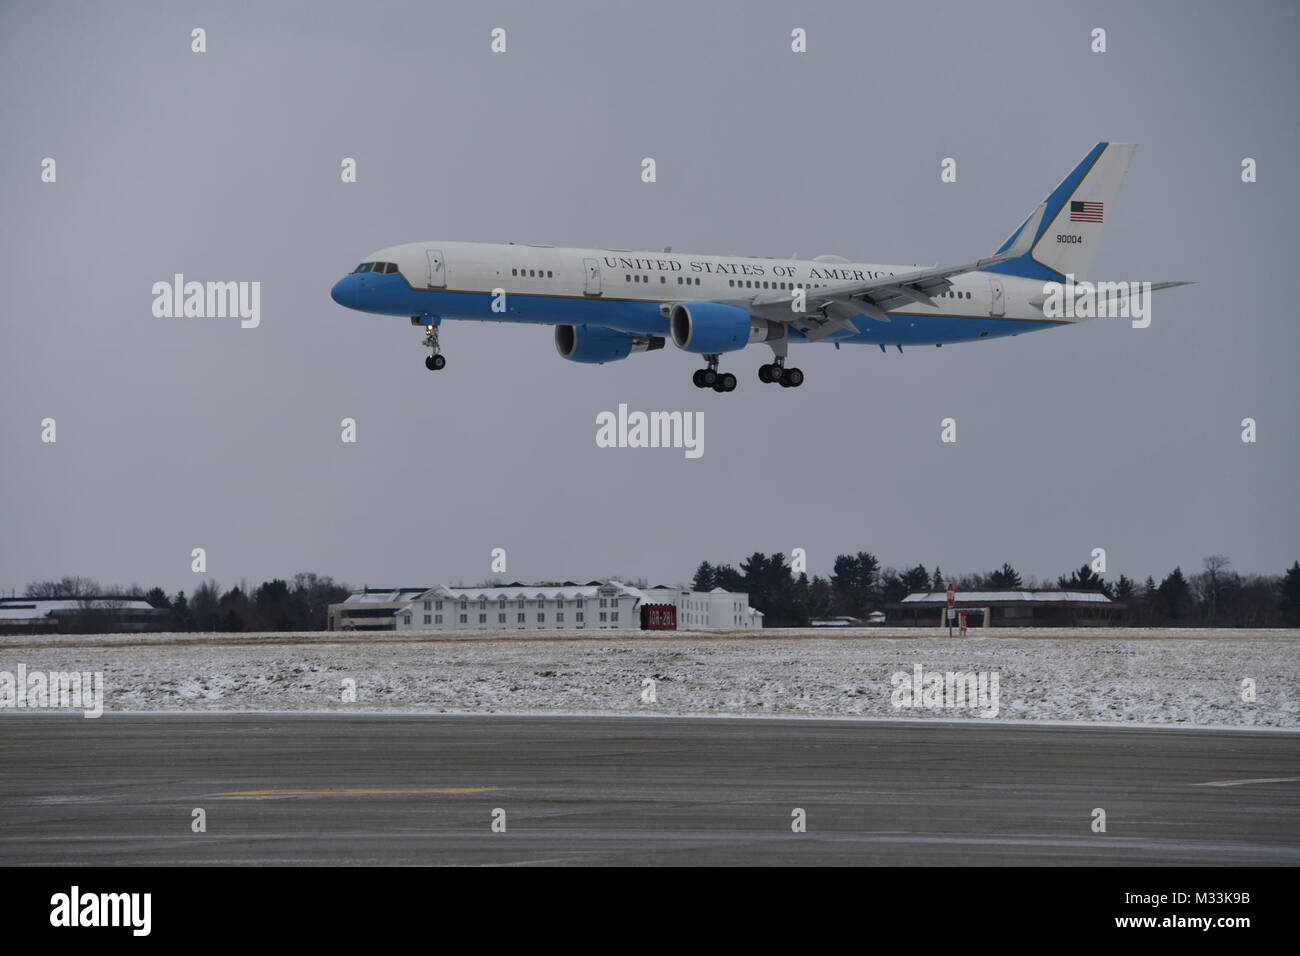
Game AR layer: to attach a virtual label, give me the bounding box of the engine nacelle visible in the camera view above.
[555,324,664,364]
[669,302,784,354]
[669,302,754,354]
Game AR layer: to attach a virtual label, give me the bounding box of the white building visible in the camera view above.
[644,586,764,629]
[393,581,643,631]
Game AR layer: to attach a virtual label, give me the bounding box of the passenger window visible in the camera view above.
[547,271,553,278]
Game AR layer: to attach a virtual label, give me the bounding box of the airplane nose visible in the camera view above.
[331,276,356,308]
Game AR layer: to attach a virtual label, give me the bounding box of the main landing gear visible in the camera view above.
[758,360,804,388]
[417,319,446,371]
[692,354,736,392]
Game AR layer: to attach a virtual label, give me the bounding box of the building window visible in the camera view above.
[499,597,506,608]
[599,612,607,622]
[517,612,525,623]
[611,611,619,622]
[517,598,525,609]
[424,614,431,625]
[435,614,442,624]
[556,612,564,622]
[423,600,431,611]
[599,598,607,608]
[576,611,584,622]
[404,614,411,625]
[459,614,467,624]
[576,597,584,608]
[479,597,487,610]
[459,599,467,610]
[435,600,443,610]
[498,613,506,623]
[537,613,545,623]
[479,613,486,624]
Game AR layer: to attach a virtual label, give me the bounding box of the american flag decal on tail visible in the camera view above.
[1070,200,1104,222]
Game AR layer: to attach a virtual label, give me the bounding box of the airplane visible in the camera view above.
[330,142,1188,392]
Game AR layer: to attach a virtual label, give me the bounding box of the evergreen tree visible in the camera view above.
[1157,566,1192,620]
[1280,561,1300,626]
[691,561,716,592]
[988,563,1022,588]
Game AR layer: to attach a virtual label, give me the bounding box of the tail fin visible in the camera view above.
[986,142,1136,283]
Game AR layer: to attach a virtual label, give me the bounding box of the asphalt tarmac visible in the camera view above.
[1,713,1296,865]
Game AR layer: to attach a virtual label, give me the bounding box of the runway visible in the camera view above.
[1,714,1296,865]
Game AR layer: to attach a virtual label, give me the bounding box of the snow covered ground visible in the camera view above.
[1,629,1296,726]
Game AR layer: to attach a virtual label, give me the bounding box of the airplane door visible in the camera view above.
[988,277,1005,316]
[583,257,602,296]
[426,249,446,289]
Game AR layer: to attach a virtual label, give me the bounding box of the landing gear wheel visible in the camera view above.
[758,364,773,383]
[692,369,706,388]
[780,367,803,388]
[712,372,736,393]
[700,368,717,388]
[425,354,446,371]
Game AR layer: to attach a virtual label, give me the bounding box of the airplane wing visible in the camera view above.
[744,202,1047,340]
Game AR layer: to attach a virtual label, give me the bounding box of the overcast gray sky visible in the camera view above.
[1,0,1296,596]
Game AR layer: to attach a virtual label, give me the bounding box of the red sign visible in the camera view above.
[643,604,677,630]
[959,611,967,635]
[947,583,955,607]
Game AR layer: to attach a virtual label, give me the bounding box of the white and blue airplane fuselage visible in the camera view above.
[330,143,1185,390]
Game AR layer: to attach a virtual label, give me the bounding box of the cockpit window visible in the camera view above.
[354,262,374,273]
[380,262,396,274]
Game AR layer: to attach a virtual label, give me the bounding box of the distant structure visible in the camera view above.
[888,589,1121,627]
[0,597,166,634]
[327,588,427,632]
[640,586,763,629]
[328,581,762,632]
[392,581,642,631]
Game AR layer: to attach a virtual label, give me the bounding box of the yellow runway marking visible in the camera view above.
[1192,776,1300,788]
[207,787,505,797]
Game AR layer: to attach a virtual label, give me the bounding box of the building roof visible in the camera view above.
[0,598,161,620]
[899,589,1113,605]
[390,581,646,614]
[343,588,428,604]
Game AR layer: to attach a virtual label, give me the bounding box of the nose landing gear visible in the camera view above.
[416,318,446,371]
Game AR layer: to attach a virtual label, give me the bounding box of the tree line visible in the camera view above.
[691,554,1300,628]
[20,573,351,632]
